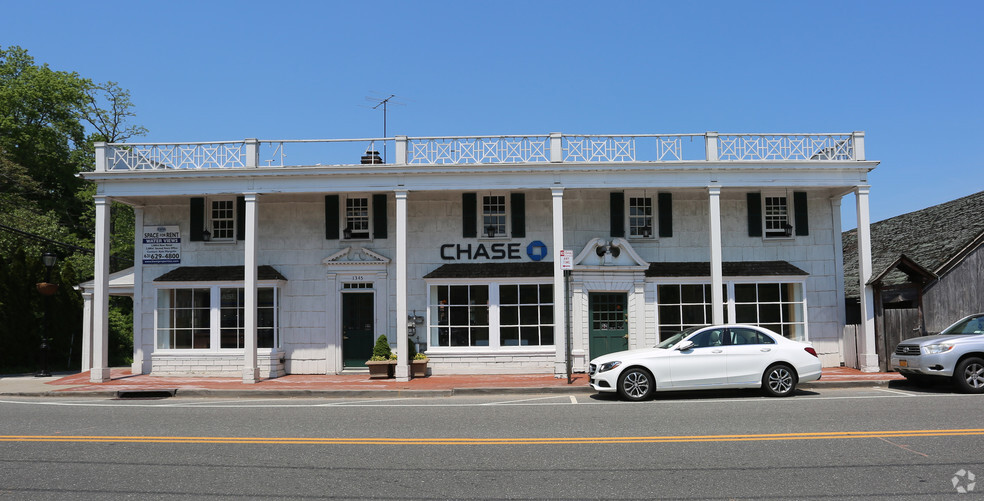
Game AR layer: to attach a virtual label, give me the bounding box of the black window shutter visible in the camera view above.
[747,193,762,237]
[510,193,525,238]
[236,196,246,241]
[657,192,673,238]
[610,192,625,238]
[372,194,388,239]
[462,193,477,238]
[325,195,339,239]
[793,191,809,236]
[190,197,205,241]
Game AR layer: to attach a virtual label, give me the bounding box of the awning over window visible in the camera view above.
[645,261,807,278]
[424,262,553,279]
[154,265,287,282]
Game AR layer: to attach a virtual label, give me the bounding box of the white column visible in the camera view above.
[90,195,111,383]
[831,196,846,359]
[243,193,259,383]
[855,186,879,372]
[131,206,144,375]
[394,191,409,381]
[707,186,724,324]
[81,291,93,372]
[552,187,566,377]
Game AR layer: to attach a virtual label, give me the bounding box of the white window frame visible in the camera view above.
[207,197,236,242]
[342,195,372,241]
[625,191,656,240]
[762,191,794,240]
[154,281,283,353]
[425,278,555,353]
[652,276,809,341]
[480,193,509,239]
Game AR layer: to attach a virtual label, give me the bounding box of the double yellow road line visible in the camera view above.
[2,429,982,446]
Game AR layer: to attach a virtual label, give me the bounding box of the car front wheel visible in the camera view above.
[617,367,654,401]
[762,364,797,397]
[953,357,984,394]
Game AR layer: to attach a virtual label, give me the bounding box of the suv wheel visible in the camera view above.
[953,357,984,394]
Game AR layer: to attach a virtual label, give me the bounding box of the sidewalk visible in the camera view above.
[0,367,905,398]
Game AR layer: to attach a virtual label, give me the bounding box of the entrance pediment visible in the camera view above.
[322,247,391,267]
[573,238,649,270]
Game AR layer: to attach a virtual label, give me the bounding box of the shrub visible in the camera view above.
[371,334,392,360]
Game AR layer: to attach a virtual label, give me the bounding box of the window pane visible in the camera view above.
[758,284,780,303]
[500,284,518,304]
[501,327,519,346]
[520,306,538,324]
[736,304,758,323]
[659,305,681,325]
[539,305,553,324]
[520,326,538,346]
[681,305,705,325]
[539,326,554,345]
[680,285,704,304]
[735,284,756,302]
[501,306,519,325]
[519,285,538,304]
[658,284,680,304]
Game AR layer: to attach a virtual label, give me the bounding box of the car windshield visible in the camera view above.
[941,315,984,335]
[655,326,703,349]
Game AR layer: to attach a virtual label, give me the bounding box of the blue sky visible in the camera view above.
[2,0,982,229]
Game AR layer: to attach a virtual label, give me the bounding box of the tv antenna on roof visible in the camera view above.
[365,93,405,162]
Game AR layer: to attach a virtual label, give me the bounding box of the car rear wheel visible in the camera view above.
[762,364,797,397]
[617,367,654,401]
[953,357,984,394]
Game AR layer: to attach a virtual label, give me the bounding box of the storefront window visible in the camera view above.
[157,286,280,350]
[656,281,805,341]
[429,282,554,348]
[734,282,805,340]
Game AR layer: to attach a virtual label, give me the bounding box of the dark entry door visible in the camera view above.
[589,293,629,358]
[342,292,374,368]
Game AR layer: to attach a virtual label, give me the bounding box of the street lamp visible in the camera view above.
[36,251,58,377]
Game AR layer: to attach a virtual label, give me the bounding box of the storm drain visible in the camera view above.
[114,389,177,400]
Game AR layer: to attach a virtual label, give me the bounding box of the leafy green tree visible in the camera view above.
[0,45,145,373]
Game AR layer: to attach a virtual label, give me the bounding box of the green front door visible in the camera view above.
[589,293,629,358]
[342,292,374,368]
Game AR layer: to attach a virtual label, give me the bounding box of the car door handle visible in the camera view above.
[712,349,723,353]
[760,348,771,352]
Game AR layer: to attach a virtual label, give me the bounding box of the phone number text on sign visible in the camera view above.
[143,226,181,264]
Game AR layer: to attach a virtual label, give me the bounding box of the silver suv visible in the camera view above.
[891,313,984,393]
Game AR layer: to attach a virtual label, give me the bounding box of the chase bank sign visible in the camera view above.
[440,240,548,261]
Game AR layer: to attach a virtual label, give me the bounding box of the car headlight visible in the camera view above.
[599,361,621,373]
[923,343,954,354]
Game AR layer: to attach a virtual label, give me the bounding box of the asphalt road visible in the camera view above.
[1,386,981,500]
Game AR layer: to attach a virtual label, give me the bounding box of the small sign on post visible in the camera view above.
[560,249,574,270]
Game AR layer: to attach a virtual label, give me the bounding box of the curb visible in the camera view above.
[0,380,901,398]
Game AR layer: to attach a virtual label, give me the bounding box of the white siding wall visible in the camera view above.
[137,188,845,374]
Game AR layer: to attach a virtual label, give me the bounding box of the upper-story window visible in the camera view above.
[763,194,791,238]
[209,199,236,241]
[628,196,654,238]
[344,196,370,240]
[482,195,507,238]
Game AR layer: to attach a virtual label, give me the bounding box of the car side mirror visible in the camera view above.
[675,340,694,351]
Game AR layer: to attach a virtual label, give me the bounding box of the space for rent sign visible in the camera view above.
[142,226,181,264]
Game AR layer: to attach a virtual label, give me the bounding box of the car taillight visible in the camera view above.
[805,347,818,358]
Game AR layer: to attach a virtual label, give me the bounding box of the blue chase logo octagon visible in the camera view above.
[526,240,548,261]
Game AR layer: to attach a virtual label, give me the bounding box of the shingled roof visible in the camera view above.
[155,265,287,282]
[843,190,984,298]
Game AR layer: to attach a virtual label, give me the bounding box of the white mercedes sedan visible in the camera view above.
[588,324,822,401]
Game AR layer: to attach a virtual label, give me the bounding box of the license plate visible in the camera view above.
[899,360,908,367]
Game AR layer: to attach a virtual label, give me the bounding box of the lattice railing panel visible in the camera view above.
[107,142,247,170]
[717,135,854,161]
[407,136,550,164]
[563,136,638,162]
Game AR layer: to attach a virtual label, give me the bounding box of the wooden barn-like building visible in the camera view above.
[843,190,984,370]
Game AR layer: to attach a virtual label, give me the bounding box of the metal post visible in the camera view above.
[565,269,572,384]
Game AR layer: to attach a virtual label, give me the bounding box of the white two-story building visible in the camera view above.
[80,132,880,382]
